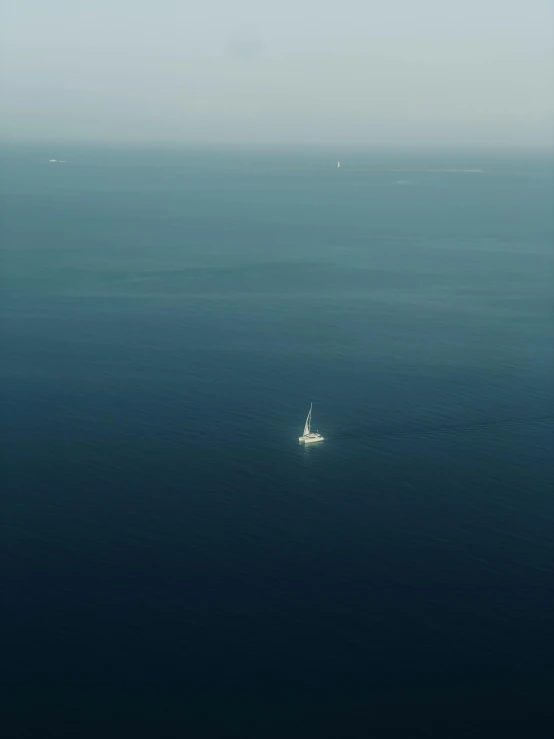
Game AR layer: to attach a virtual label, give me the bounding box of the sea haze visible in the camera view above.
[1,146,553,738]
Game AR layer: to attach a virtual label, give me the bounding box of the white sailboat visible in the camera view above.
[298,403,324,444]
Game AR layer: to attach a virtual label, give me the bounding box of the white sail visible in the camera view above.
[303,404,312,436]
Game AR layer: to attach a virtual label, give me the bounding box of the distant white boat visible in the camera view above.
[337,161,341,168]
[48,159,67,163]
[299,403,324,444]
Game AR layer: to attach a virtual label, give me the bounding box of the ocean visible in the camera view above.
[1,145,553,738]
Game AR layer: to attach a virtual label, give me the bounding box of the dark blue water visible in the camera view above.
[1,146,553,738]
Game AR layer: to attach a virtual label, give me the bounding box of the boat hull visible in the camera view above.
[299,434,324,444]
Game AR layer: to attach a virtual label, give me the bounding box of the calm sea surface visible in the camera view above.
[1,146,553,738]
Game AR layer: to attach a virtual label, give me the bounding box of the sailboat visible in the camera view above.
[298,403,324,444]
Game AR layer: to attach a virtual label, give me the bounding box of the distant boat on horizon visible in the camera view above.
[299,403,324,444]
[337,161,341,168]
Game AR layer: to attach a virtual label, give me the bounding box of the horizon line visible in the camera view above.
[1,139,553,152]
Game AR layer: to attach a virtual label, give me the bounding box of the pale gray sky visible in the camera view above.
[1,0,553,146]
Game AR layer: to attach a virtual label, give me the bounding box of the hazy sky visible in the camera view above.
[2,0,553,146]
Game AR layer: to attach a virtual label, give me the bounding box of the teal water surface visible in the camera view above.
[1,146,553,738]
